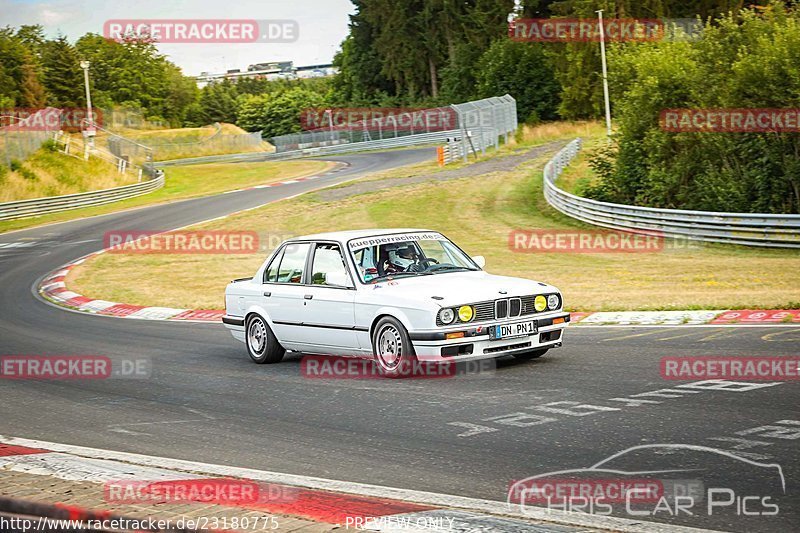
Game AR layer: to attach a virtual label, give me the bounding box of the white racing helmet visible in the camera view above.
[388,244,416,269]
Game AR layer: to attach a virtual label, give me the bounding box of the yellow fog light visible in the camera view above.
[458,305,474,322]
[534,295,547,312]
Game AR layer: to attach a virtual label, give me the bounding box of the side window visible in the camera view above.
[274,242,310,284]
[263,246,286,283]
[311,244,352,287]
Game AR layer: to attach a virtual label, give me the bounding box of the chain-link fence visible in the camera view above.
[96,123,267,164]
[0,108,62,168]
[451,95,517,161]
[271,106,457,153]
[270,97,516,156]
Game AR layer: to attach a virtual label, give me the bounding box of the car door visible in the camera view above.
[297,242,358,354]
[261,241,311,348]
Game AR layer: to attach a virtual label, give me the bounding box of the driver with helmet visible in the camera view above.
[386,244,419,272]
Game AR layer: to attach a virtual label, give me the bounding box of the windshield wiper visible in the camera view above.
[369,271,430,283]
[428,265,479,273]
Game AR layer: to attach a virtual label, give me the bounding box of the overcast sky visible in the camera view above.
[1,0,355,75]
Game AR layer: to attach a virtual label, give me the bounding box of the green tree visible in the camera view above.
[41,36,83,107]
[237,87,329,138]
[476,38,561,122]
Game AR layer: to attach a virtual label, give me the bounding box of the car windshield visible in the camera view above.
[348,232,479,283]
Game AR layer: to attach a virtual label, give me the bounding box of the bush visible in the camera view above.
[9,159,37,180]
[585,4,800,214]
[41,139,59,152]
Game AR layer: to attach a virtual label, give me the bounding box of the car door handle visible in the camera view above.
[304,294,313,300]
[263,291,271,297]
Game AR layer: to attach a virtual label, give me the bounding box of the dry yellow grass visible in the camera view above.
[0,149,137,203]
[70,126,800,311]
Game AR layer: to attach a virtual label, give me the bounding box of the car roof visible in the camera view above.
[291,228,438,243]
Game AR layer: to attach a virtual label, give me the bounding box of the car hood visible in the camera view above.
[367,271,558,307]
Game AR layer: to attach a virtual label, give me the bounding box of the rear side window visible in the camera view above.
[263,247,286,283]
[274,242,310,284]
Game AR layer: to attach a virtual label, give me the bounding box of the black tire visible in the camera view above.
[371,316,418,378]
[512,348,548,361]
[245,314,285,364]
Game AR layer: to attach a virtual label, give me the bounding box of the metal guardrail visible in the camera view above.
[543,138,800,248]
[0,170,164,221]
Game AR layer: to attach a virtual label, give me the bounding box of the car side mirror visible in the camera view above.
[472,255,486,269]
[326,271,353,288]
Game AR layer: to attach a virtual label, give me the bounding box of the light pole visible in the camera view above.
[596,10,613,139]
[79,60,95,150]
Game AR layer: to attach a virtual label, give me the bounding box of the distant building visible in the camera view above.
[248,61,293,72]
[295,64,338,79]
[196,62,337,88]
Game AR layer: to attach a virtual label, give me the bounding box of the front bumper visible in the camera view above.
[409,311,570,362]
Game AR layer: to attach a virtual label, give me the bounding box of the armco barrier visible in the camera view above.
[543,139,800,249]
[0,170,164,221]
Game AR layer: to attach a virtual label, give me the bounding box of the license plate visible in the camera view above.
[491,320,538,340]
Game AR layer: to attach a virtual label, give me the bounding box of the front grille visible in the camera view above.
[495,299,507,319]
[520,295,538,316]
[474,301,495,322]
[437,294,558,326]
[484,341,531,354]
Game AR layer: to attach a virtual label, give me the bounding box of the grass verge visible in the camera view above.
[69,123,800,312]
[0,147,138,203]
[0,159,332,234]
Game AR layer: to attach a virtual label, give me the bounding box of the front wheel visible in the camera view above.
[372,317,417,378]
[246,314,285,364]
[512,348,548,361]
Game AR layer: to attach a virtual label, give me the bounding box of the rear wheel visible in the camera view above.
[372,317,418,378]
[246,314,285,364]
[512,348,548,361]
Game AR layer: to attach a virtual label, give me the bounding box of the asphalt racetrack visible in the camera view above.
[0,147,797,532]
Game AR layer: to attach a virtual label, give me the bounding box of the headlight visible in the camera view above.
[547,294,560,310]
[439,308,455,324]
[534,295,547,312]
[458,305,474,322]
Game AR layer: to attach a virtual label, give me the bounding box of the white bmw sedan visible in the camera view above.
[223,229,570,377]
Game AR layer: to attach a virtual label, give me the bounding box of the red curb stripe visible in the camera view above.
[171,309,225,321]
[712,309,800,324]
[244,486,435,523]
[98,303,146,317]
[570,312,591,323]
[64,296,93,307]
[45,287,68,295]
[0,443,49,457]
